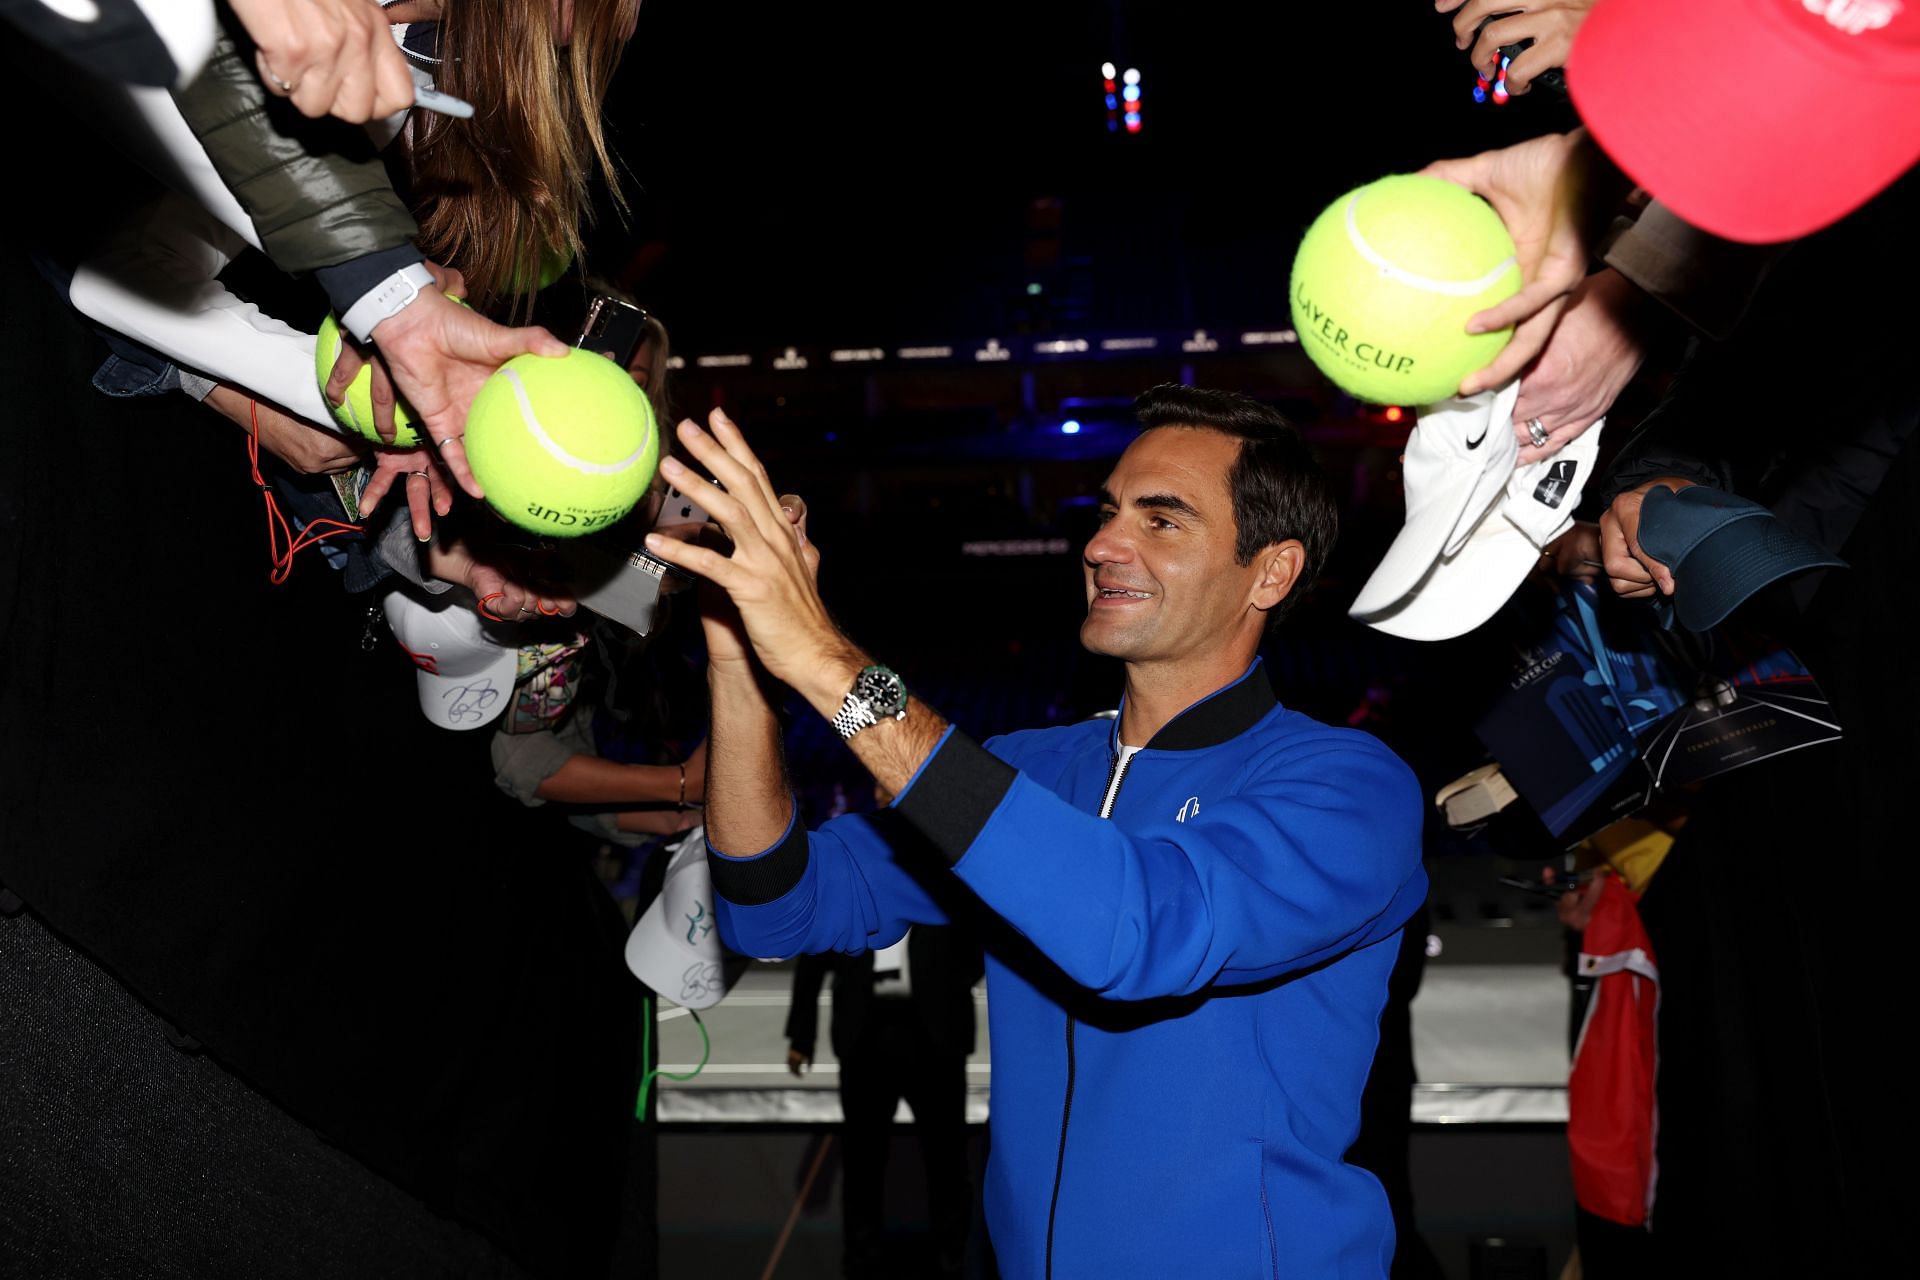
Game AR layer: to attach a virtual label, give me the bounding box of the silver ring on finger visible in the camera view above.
[1526,418,1549,448]
[408,469,431,478]
[263,63,298,94]
[434,434,464,451]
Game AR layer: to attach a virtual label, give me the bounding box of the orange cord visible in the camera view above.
[477,591,510,621]
[250,399,364,584]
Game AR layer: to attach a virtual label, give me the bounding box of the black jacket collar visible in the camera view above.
[1117,660,1279,753]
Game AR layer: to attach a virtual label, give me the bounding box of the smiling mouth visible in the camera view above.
[1094,587,1153,601]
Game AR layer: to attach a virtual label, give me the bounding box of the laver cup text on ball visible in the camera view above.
[1292,283,1418,377]
[1289,174,1519,405]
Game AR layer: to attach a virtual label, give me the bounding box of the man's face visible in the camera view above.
[1081,427,1262,664]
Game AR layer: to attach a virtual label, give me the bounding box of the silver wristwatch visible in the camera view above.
[831,665,909,740]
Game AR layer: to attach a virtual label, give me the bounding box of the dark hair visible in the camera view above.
[1132,383,1339,623]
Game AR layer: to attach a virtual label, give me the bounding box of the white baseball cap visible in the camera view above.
[1354,419,1606,641]
[625,828,740,1010]
[382,588,519,731]
[1349,381,1521,618]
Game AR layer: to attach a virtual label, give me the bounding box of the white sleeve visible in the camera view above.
[126,0,219,87]
[119,84,262,249]
[69,193,338,430]
[71,75,264,253]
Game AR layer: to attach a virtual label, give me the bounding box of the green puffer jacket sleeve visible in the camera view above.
[169,30,418,275]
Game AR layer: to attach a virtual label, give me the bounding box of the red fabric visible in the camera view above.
[1568,874,1660,1227]
[1569,0,1920,244]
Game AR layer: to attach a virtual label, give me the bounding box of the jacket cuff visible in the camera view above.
[707,803,809,906]
[893,729,1016,866]
[316,245,429,319]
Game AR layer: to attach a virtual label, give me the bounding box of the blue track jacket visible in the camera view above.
[709,662,1426,1278]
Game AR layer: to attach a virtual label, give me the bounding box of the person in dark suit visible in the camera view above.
[787,915,984,1280]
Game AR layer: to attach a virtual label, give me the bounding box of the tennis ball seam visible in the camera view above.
[499,367,656,475]
[1342,194,1517,297]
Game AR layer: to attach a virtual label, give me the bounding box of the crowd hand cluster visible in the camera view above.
[1437,0,1596,97]
[425,535,577,622]
[1599,478,1690,600]
[229,0,416,124]
[1512,267,1650,462]
[324,262,568,535]
[1420,130,1594,400]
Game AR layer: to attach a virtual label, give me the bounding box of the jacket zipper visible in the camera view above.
[1045,746,1137,1279]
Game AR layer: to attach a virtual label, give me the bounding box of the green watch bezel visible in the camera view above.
[853,664,908,721]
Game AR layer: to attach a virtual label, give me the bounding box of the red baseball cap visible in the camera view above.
[1569,0,1920,243]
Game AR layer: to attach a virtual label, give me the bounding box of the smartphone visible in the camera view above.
[634,483,714,585]
[577,294,651,369]
[653,483,710,532]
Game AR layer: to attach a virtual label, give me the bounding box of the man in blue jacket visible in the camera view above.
[644,384,1427,1278]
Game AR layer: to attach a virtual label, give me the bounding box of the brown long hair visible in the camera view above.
[408,0,639,318]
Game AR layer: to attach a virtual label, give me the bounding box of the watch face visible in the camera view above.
[854,666,907,717]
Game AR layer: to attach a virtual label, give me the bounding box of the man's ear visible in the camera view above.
[1250,540,1307,614]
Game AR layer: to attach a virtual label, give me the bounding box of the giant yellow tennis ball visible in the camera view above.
[465,348,658,538]
[314,297,468,447]
[1289,174,1521,405]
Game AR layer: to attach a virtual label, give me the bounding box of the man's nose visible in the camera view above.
[1084,522,1131,565]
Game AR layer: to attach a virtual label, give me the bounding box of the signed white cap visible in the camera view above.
[625,828,739,1010]
[382,588,519,732]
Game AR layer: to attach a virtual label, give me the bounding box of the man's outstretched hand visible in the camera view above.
[641,410,848,697]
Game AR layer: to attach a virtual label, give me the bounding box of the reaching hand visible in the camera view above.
[359,444,453,541]
[1599,479,1692,599]
[640,412,839,690]
[205,384,364,475]
[1512,268,1649,461]
[368,290,569,500]
[1538,521,1604,584]
[323,265,472,447]
[425,536,577,621]
[689,492,810,671]
[787,1047,812,1077]
[1438,0,1597,96]
[1421,130,1593,397]
[228,0,416,124]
